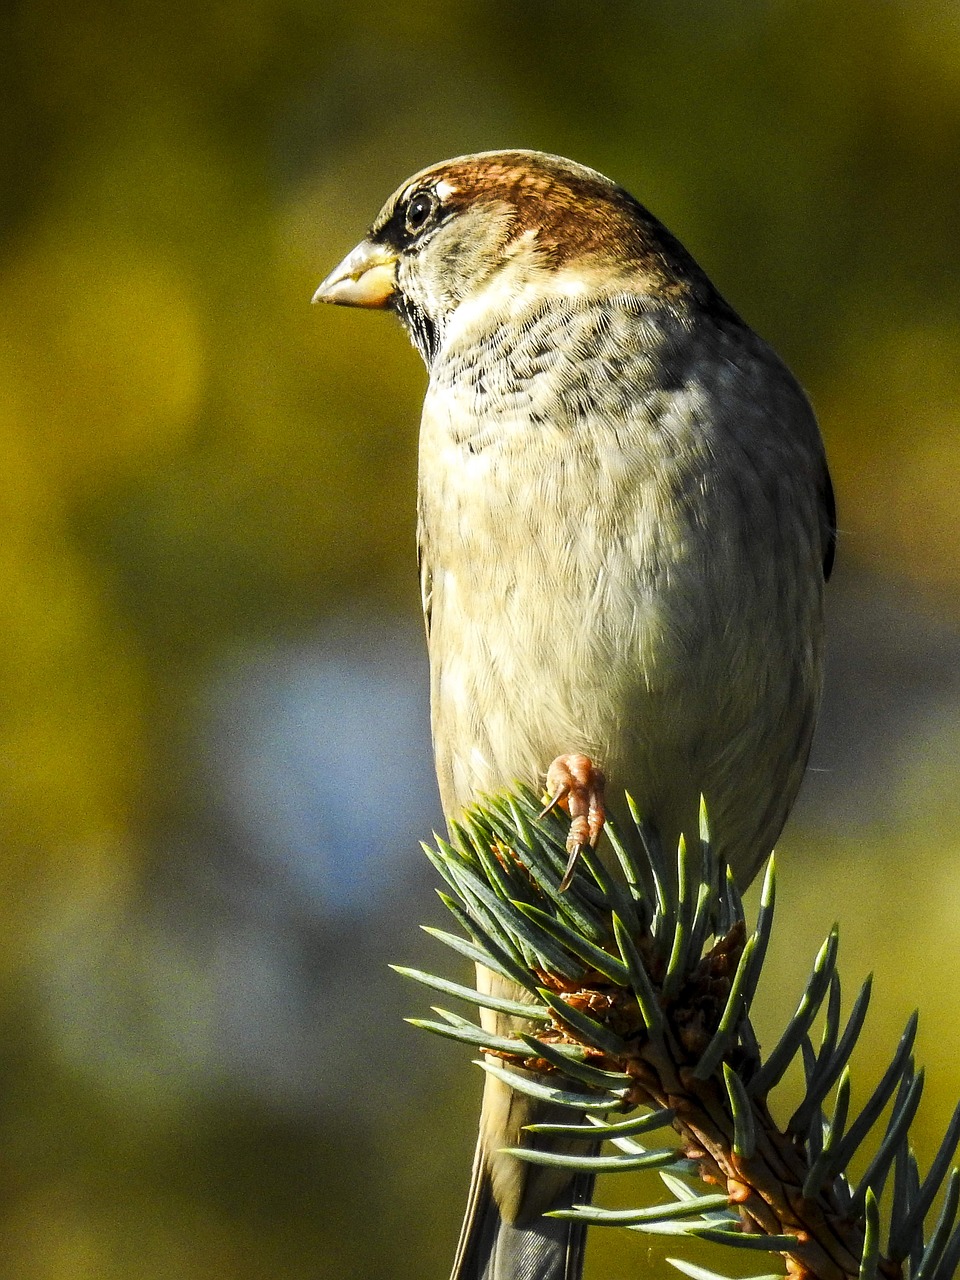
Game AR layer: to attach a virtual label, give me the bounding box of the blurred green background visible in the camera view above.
[3,1,960,1277]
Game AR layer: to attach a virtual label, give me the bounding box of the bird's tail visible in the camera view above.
[450,1142,594,1280]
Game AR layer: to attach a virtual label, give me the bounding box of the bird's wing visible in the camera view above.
[821,462,837,581]
[417,499,433,640]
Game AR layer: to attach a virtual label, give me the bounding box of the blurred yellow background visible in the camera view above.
[3,1,960,1277]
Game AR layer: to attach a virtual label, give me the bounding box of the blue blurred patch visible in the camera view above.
[205,613,442,914]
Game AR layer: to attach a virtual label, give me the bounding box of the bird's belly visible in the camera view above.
[422,430,708,838]
[429,555,697,815]
[419,406,823,881]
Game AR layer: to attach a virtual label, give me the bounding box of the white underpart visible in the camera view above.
[417,257,827,882]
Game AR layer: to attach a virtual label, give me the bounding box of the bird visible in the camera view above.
[313,150,835,1280]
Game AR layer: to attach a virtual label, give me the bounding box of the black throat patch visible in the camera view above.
[392,292,440,367]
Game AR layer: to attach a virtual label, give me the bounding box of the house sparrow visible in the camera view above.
[314,150,835,1280]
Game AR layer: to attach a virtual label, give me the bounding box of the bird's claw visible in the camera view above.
[538,754,606,891]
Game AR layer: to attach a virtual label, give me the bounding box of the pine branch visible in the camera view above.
[396,788,960,1280]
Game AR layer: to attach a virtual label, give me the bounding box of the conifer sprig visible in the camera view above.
[396,788,960,1280]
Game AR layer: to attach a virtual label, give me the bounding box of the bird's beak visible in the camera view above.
[312,240,398,308]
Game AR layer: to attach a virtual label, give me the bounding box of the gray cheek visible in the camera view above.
[407,202,518,327]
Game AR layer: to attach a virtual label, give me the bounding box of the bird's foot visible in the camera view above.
[539,754,606,891]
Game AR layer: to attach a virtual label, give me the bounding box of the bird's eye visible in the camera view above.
[405,190,438,235]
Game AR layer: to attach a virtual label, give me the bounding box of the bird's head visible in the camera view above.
[313,150,712,365]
